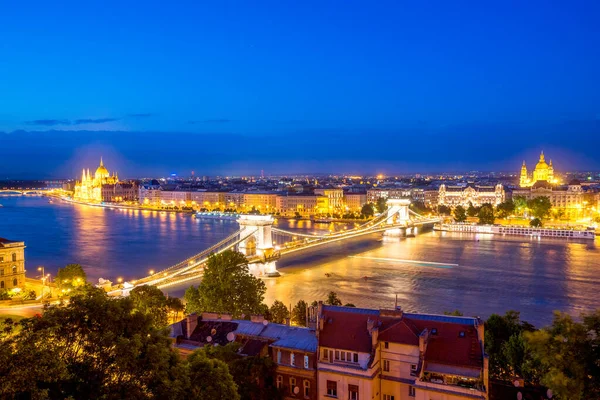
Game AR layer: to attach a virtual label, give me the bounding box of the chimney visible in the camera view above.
[366,317,375,334]
[476,318,484,349]
[419,328,429,354]
[371,327,379,350]
[250,315,265,323]
[186,313,198,339]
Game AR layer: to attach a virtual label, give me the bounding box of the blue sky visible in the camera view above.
[1,1,599,178]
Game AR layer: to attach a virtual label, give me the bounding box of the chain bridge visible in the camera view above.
[115,199,440,293]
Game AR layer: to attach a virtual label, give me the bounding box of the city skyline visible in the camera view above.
[1,1,599,177]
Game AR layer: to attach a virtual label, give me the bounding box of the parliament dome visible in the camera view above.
[94,158,110,179]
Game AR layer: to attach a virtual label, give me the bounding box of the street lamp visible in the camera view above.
[38,266,45,297]
[149,269,155,275]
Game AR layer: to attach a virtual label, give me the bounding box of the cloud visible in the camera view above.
[188,118,236,124]
[127,113,154,118]
[25,119,71,126]
[73,118,120,125]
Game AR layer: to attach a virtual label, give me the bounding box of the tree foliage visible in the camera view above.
[496,200,515,218]
[437,205,451,215]
[361,203,374,218]
[477,203,495,225]
[466,202,479,217]
[269,300,289,324]
[513,196,528,216]
[291,300,308,326]
[56,263,87,291]
[129,285,169,326]
[453,205,467,222]
[0,288,190,399]
[325,291,342,306]
[184,250,266,318]
[185,351,240,400]
[375,197,387,214]
[530,217,542,227]
[527,196,552,220]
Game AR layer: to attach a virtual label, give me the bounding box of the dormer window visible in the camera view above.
[459,331,465,338]
[431,328,437,335]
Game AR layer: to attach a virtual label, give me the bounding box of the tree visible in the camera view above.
[527,197,552,220]
[466,202,479,217]
[361,203,374,218]
[166,296,185,322]
[129,285,168,327]
[56,263,87,291]
[513,196,528,216]
[343,303,356,307]
[184,250,266,318]
[200,343,282,400]
[410,201,428,215]
[185,351,240,400]
[0,288,188,399]
[375,197,387,214]
[437,205,451,215]
[530,218,542,227]
[291,300,308,326]
[525,311,592,399]
[325,291,342,306]
[444,310,464,316]
[496,200,515,219]
[453,205,467,222]
[477,203,495,225]
[269,300,289,324]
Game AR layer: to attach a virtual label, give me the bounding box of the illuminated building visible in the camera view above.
[0,238,26,290]
[513,180,584,220]
[438,184,505,207]
[276,194,329,217]
[73,158,120,203]
[314,188,344,213]
[243,192,278,213]
[367,188,412,203]
[344,193,367,212]
[314,304,488,400]
[519,151,558,187]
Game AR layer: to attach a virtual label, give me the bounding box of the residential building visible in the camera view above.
[438,184,505,208]
[423,190,439,209]
[0,238,26,290]
[244,192,279,213]
[314,304,488,400]
[345,193,367,212]
[170,312,318,399]
[367,189,412,204]
[277,194,329,217]
[100,182,138,202]
[314,189,345,213]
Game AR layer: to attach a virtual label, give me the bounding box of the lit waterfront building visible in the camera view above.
[0,238,26,290]
[344,193,367,212]
[438,184,505,208]
[513,180,584,220]
[519,151,558,187]
[73,158,119,203]
[314,188,345,213]
[276,194,329,217]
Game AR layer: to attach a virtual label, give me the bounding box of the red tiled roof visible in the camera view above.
[407,318,482,369]
[318,307,381,353]
[378,318,420,345]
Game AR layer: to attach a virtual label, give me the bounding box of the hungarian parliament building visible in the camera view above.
[73,158,137,203]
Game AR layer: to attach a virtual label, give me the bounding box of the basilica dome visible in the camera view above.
[94,158,110,179]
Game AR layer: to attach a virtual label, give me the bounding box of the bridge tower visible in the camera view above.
[237,215,280,277]
[384,198,412,237]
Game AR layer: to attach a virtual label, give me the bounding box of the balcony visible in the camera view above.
[419,372,485,396]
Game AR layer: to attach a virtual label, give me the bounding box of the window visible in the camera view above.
[0,281,4,289]
[431,328,437,335]
[276,375,283,389]
[383,359,390,372]
[383,395,395,400]
[12,253,16,262]
[303,380,310,398]
[323,348,328,360]
[335,350,340,360]
[0,269,3,276]
[12,278,17,287]
[408,386,416,397]
[384,341,389,349]
[290,377,296,394]
[410,364,418,376]
[459,331,465,338]
[277,350,281,364]
[341,352,346,361]
[353,353,358,363]
[12,265,16,274]
[326,380,337,397]
[347,351,351,361]
[348,384,359,400]
[290,352,295,366]
[304,355,309,369]
[0,256,4,262]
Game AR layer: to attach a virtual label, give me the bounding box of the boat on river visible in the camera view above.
[435,223,596,240]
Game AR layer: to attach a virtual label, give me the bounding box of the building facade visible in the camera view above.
[0,238,26,290]
[73,158,119,203]
[438,184,505,208]
[314,189,345,213]
[519,151,558,187]
[314,304,488,400]
[367,189,412,204]
[345,193,367,212]
[277,194,328,217]
[513,180,584,220]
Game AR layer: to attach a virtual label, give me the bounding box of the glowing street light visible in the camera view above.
[117,277,123,284]
[149,269,155,275]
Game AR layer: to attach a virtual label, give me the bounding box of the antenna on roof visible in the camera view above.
[394,294,398,309]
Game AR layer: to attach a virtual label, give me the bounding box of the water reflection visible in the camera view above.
[0,196,598,326]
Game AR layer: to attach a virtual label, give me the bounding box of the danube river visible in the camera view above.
[1,196,599,327]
